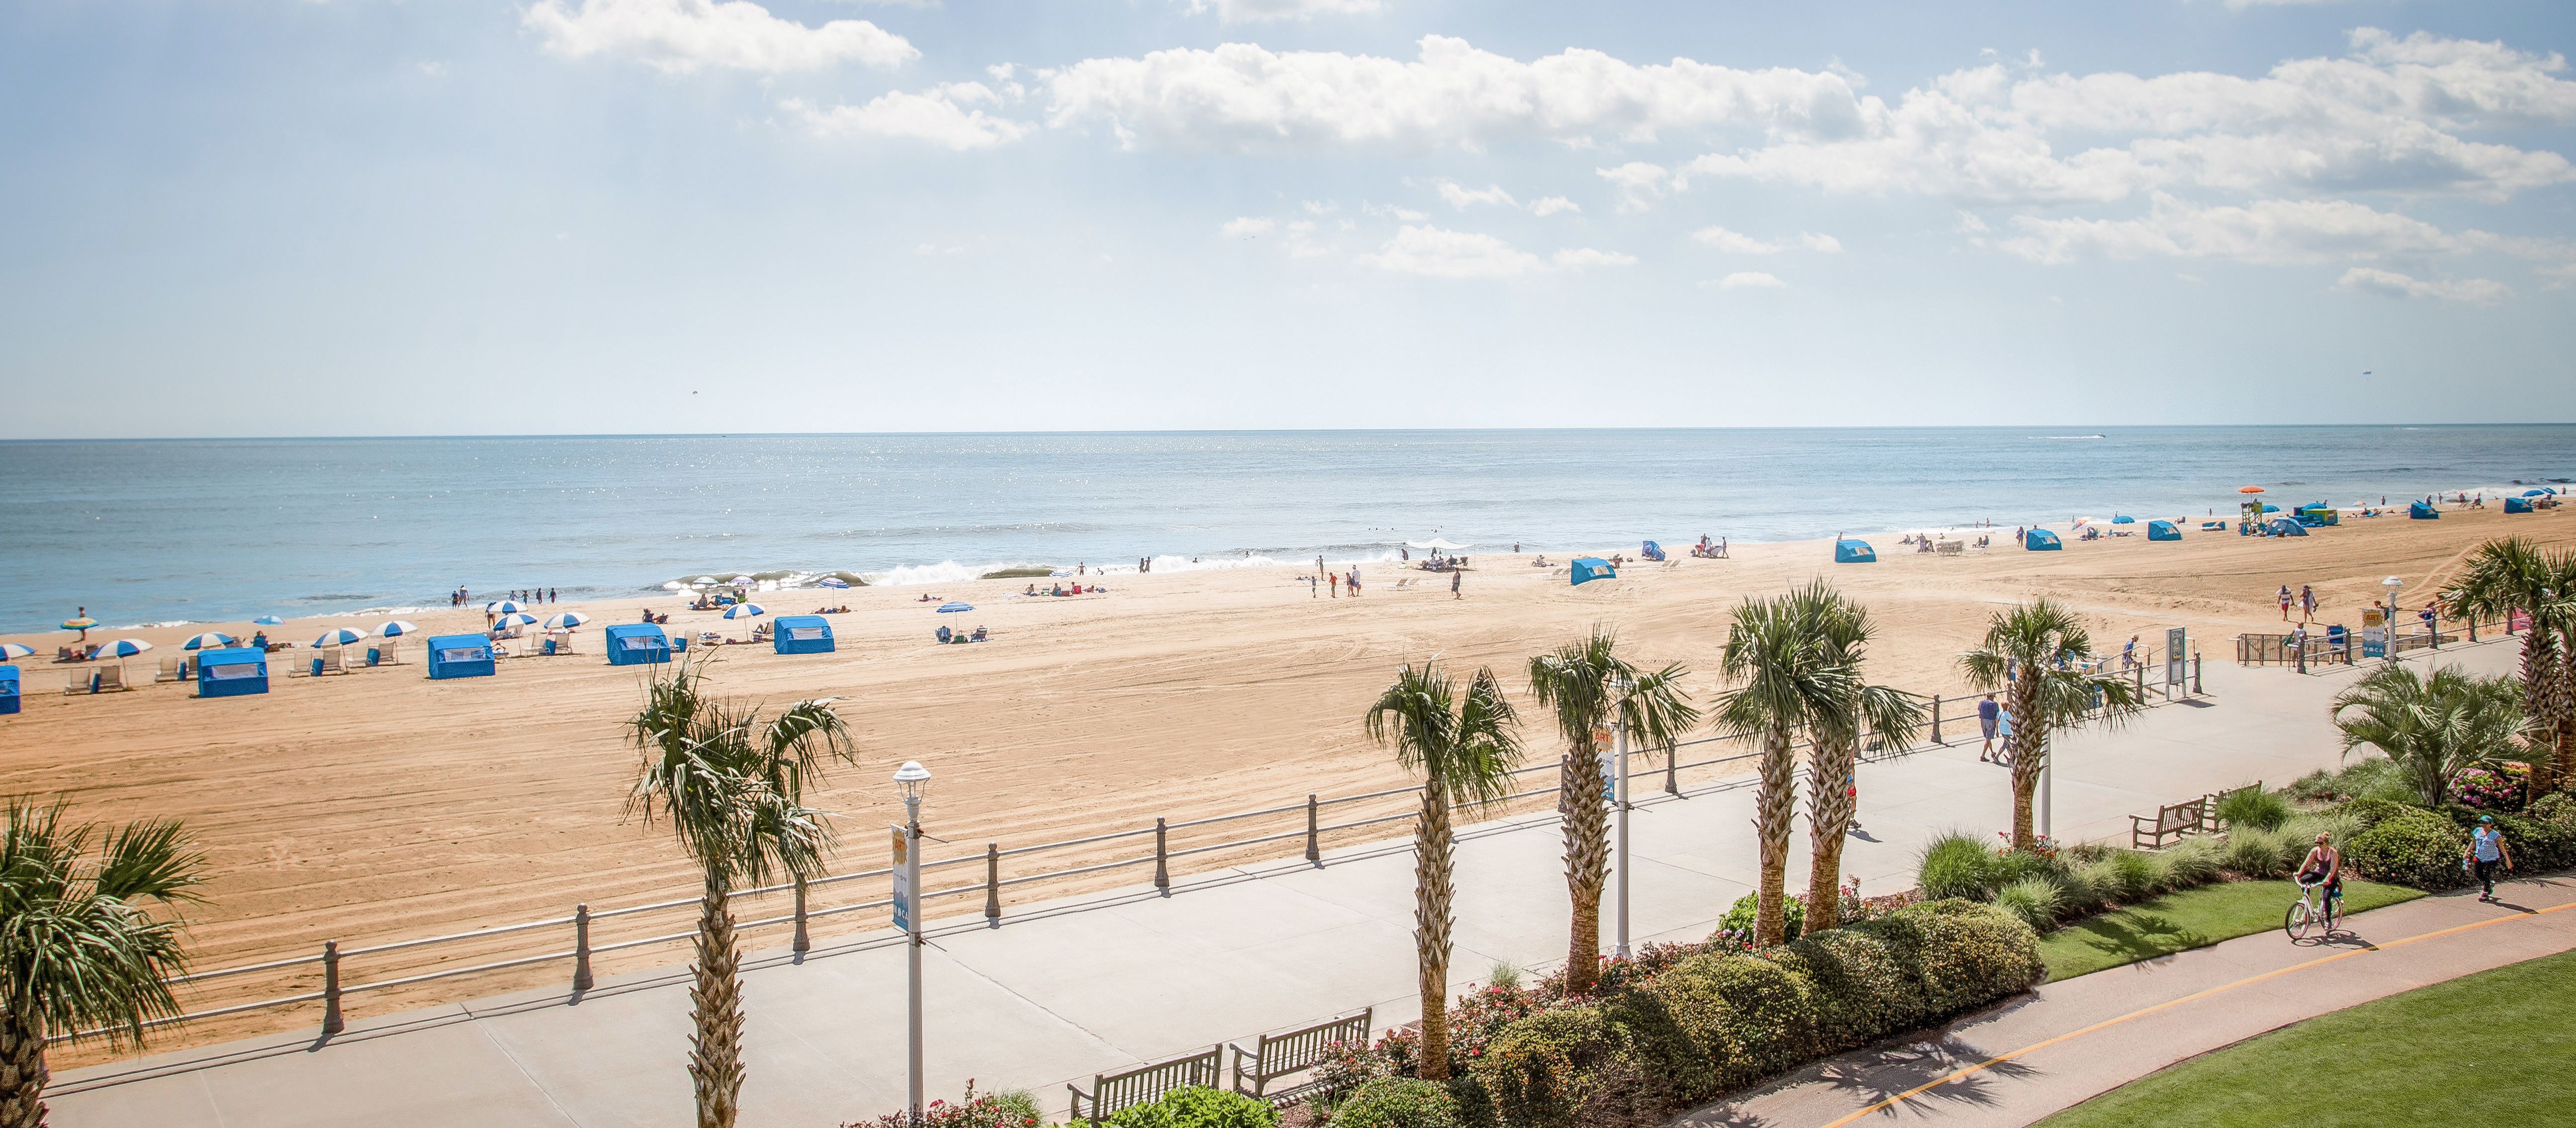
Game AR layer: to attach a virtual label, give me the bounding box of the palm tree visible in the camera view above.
[2440,537,2568,791]
[1528,628,1698,992]
[2331,664,2526,806]
[0,798,204,1128]
[1365,663,1522,1082]
[2546,550,2576,789]
[1792,586,1924,935]
[1714,594,1849,948]
[629,658,855,1128]
[1959,600,2145,852]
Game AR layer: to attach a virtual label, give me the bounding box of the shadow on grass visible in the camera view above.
[2063,912,2209,967]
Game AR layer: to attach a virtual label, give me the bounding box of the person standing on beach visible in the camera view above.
[1316,554,1325,577]
[1330,572,1340,598]
[1348,565,1362,596]
[1451,569,1462,600]
[1306,575,1317,599]
[1978,694,2001,762]
[2300,585,2316,621]
[2278,585,2294,620]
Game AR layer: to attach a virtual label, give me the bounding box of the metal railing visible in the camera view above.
[62,649,2210,1047]
[2234,611,2507,671]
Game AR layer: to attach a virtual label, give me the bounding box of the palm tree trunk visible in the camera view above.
[1414,781,1455,1081]
[1803,734,1856,936]
[2518,632,2559,793]
[691,870,745,1128]
[2550,644,2576,793]
[1754,726,1796,948]
[2009,680,2045,850]
[0,1005,47,1128]
[1560,746,1608,994]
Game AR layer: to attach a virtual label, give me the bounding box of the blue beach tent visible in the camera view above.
[1570,557,1617,585]
[2409,501,2440,520]
[772,615,834,655]
[1640,540,1666,562]
[2505,497,2533,514]
[2266,518,2310,536]
[195,647,268,698]
[0,665,18,715]
[2024,528,2063,551]
[604,623,672,666]
[2147,520,2181,541]
[426,635,495,680]
[1834,539,1877,563]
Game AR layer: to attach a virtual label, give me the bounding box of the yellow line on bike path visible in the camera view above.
[1816,897,2576,1128]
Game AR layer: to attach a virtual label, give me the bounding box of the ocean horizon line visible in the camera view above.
[4,421,2574,444]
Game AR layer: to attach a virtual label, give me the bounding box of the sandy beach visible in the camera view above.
[7,504,2573,1059]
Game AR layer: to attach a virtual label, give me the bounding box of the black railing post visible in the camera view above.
[1304,795,1320,866]
[573,904,594,991]
[321,940,345,1036]
[985,843,1002,927]
[1154,817,1170,894]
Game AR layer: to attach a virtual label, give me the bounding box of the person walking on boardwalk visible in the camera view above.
[2468,815,2514,901]
[1978,694,2001,762]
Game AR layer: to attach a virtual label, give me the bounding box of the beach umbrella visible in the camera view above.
[254,615,283,625]
[693,576,717,585]
[662,581,686,591]
[2261,505,2280,513]
[94,639,152,659]
[493,612,539,628]
[2111,515,2135,524]
[936,602,974,613]
[313,628,366,648]
[376,621,419,638]
[61,616,98,642]
[818,577,850,589]
[542,612,590,630]
[2238,486,2265,494]
[723,603,766,619]
[0,644,34,660]
[2525,489,2553,498]
[180,632,237,651]
[729,575,756,586]
[484,601,524,615]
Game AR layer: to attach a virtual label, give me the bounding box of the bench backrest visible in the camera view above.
[1071,1045,1222,1126]
[2154,799,2201,833]
[1235,1010,1371,1096]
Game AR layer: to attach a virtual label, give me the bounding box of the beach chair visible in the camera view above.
[1935,540,1964,556]
[157,655,184,682]
[94,665,131,693]
[65,670,95,695]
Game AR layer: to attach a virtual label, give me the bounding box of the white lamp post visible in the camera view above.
[2382,576,2403,664]
[893,761,932,1128]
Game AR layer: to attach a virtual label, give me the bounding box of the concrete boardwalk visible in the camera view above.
[52,642,2521,1128]
[1687,875,2576,1128]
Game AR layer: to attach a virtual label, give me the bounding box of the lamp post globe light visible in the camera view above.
[893,761,932,1128]
[2382,576,2404,663]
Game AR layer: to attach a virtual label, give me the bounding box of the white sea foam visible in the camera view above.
[113,620,194,630]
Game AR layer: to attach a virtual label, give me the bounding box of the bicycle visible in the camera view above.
[2285,875,2341,942]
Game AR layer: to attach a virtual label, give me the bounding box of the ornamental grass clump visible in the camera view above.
[2215,788,2293,832]
[2101,849,2162,903]
[2161,836,2225,887]
[2223,826,2292,879]
[1993,877,2063,931]
[1916,832,1996,900]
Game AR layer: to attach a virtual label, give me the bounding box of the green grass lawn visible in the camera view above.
[2039,879,2422,981]
[2036,947,2576,1127]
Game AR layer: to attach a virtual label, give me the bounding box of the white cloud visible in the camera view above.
[1363,202,1429,221]
[1528,196,1581,216]
[1711,271,1789,289]
[1437,182,1518,209]
[1999,193,2504,265]
[784,85,1031,150]
[1046,36,1866,151]
[1692,226,1841,254]
[1357,226,1628,278]
[1597,163,1673,210]
[417,61,450,78]
[1222,217,1277,238]
[525,0,917,74]
[2333,267,2510,304]
[1181,0,1381,22]
[913,242,963,255]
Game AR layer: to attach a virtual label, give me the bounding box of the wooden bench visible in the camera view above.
[1069,1045,1223,1126]
[1231,1009,1372,1104]
[2130,797,2205,850]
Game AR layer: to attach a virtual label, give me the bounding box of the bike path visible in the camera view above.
[1679,872,2576,1128]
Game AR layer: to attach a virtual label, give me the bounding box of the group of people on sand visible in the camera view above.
[1022,583,1102,596]
[451,587,557,608]
[1306,564,1365,598]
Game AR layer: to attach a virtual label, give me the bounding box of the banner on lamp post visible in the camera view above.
[890,825,914,933]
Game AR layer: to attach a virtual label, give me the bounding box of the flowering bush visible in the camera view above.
[2453,764,2528,812]
[847,1081,1041,1128]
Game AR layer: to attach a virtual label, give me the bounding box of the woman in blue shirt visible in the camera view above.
[2466,815,2514,902]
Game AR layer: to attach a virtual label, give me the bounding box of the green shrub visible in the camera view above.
[1471,1006,1642,1128]
[1903,900,2047,1013]
[2486,812,2576,872]
[1717,892,1802,940]
[2216,788,2294,832]
[2338,797,2414,830]
[2223,826,2292,879]
[1442,1075,1497,1128]
[1993,877,2062,931]
[2161,837,2224,887]
[1107,1089,1278,1128]
[2346,807,2471,890]
[1992,848,2070,889]
[2281,810,2359,851]
[1332,1079,1458,1128]
[2047,862,2105,916]
[1776,924,1931,1052]
[2530,791,2576,829]
[1618,951,1818,1096]
[2100,850,2161,902]
[1917,833,1997,901]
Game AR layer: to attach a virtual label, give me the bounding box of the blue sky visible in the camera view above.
[2,0,2572,437]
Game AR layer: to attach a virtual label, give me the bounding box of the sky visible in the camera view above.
[2,0,2573,437]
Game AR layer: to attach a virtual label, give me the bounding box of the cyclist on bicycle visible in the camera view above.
[2297,832,2342,909]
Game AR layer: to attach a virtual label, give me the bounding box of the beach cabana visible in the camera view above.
[2266,518,2309,536]
[772,615,834,655]
[2147,520,2181,541]
[1570,557,1616,585]
[195,648,268,698]
[2024,529,2062,551]
[2298,507,2339,526]
[604,623,672,666]
[2506,497,2533,514]
[2409,501,2440,520]
[1640,541,1667,562]
[0,664,17,715]
[426,635,495,680]
[1834,539,1877,563]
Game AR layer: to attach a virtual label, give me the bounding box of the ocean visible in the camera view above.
[1,426,2570,633]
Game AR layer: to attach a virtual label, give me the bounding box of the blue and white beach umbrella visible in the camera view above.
[485,601,525,615]
[724,603,767,619]
[180,632,237,651]
[94,639,154,659]
[2525,489,2554,498]
[936,602,974,613]
[376,620,420,638]
[0,643,35,660]
[313,628,367,648]
[253,615,283,626]
[493,612,539,628]
[542,612,590,630]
